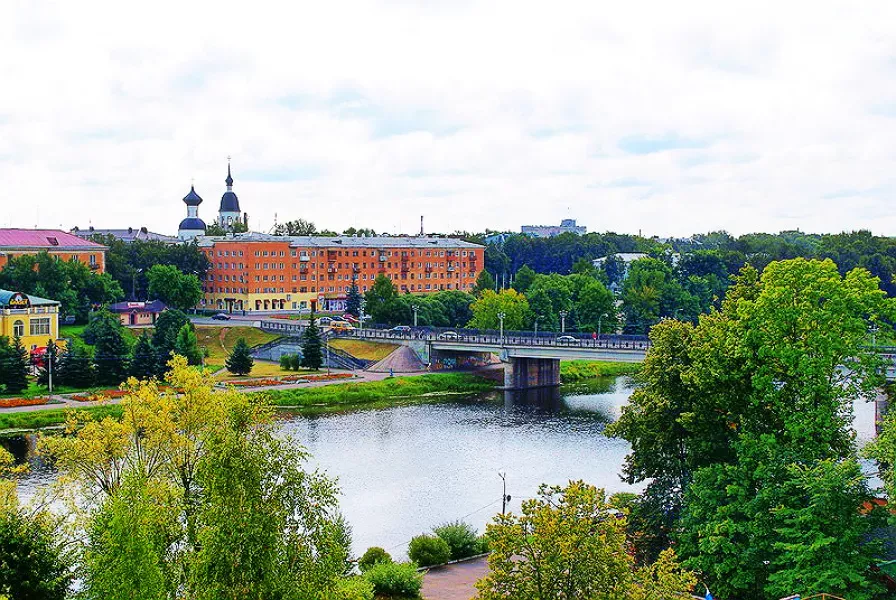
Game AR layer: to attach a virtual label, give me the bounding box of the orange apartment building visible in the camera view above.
[198,233,485,313]
[0,229,107,272]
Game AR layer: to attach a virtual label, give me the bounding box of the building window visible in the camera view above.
[13,320,24,337]
[30,317,51,336]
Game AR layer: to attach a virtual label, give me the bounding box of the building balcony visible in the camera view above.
[299,255,310,262]
[378,255,387,262]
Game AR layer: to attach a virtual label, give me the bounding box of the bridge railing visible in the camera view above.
[334,327,650,350]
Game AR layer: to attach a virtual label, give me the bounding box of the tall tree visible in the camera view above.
[152,310,191,361]
[2,336,30,394]
[511,265,536,294]
[363,275,398,323]
[93,317,131,386]
[130,331,161,379]
[225,338,254,376]
[301,315,323,370]
[37,338,59,388]
[467,289,529,331]
[174,323,203,366]
[473,269,496,296]
[146,264,202,311]
[273,219,318,236]
[345,281,362,318]
[56,340,95,388]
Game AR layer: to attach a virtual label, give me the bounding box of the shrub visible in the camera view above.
[363,562,423,598]
[280,354,292,370]
[433,520,481,561]
[407,534,451,567]
[476,534,490,554]
[321,576,374,600]
[358,546,393,572]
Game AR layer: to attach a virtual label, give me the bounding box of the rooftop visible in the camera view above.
[71,227,178,244]
[197,233,483,249]
[0,228,107,250]
[108,300,167,313]
[0,289,59,308]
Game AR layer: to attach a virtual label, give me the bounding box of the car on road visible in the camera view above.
[556,335,578,344]
[438,331,460,340]
[318,316,333,325]
[390,325,412,334]
[330,321,355,332]
[212,313,231,321]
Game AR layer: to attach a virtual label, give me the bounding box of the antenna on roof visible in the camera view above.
[420,215,424,237]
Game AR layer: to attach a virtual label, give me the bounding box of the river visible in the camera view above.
[1,375,879,559]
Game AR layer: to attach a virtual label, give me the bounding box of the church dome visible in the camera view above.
[178,217,206,231]
[183,185,203,206]
[219,163,240,212]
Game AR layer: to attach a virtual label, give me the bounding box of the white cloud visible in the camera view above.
[2,0,896,237]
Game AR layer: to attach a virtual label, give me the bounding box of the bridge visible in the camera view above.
[258,319,649,389]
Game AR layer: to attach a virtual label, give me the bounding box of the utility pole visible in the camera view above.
[498,312,506,345]
[597,314,602,340]
[47,341,53,395]
[326,334,331,375]
[534,315,540,336]
[499,472,511,514]
[412,304,419,327]
[559,310,568,333]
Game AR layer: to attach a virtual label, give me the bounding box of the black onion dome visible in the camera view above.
[183,186,203,206]
[178,217,206,231]
[220,191,240,212]
[225,162,234,187]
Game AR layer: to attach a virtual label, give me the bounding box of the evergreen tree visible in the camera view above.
[225,338,254,376]
[93,319,131,386]
[130,331,161,379]
[301,314,323,370]
[152,309,191,361]
[346,280,362,317]
[4,336,30,394]
[56,341,95,389]
[174,323,203,366]
[473,269,496,296]
[37,338,58,388]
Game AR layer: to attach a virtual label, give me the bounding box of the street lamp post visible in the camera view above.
[559,310,568,333]
[412,305,419,327]
[359,299,366,334]
[497,311,506,345]
[534,315,540,336]
[597,314,602,340]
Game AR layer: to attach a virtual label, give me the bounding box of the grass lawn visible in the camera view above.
[60,323,140,347]
[0,404,124,433]
[195,326,281,366]
[328,338,399,362]
[213,360,290,381]
[259,372,495,412]
[560,360,641,382]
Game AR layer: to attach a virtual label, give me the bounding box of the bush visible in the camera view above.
[363,562,423,598]
[433,520,482,561]
[358,546,393,572]
[321,576,374,600]
[407,534,451,567]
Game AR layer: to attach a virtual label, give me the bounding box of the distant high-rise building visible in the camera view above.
[521,219,587,238]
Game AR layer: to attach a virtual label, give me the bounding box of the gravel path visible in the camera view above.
[422,556,489,600]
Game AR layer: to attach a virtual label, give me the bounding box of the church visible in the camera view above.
[177,160,248,240]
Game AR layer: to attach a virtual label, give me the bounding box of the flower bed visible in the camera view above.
[304,373,354,382]
[222,378,285,387]
[0,397,50,409]
[70,390,129,402]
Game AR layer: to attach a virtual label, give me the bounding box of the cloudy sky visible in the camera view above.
[2,1,895,238]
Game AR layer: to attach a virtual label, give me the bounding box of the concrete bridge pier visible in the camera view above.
[502,357,561,390]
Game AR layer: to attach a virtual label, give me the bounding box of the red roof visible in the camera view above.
[0,229,106,249]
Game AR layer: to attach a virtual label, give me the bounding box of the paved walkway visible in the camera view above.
[422,556,489,600]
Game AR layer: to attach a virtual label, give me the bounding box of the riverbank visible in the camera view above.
[559,360,640,382]
[0,372,497,432]
[259,372,497,413]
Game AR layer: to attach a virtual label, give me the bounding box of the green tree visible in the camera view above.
[620,257,692,333]
[474,480,695,600]
[273,219,318,236]
[364,275,398,323]
[301,315,323,370]
[93,314,131,386]
[225,338,254,376]
[37,338,58,388]
[174,323,203,366]
[83,309,122,345]
[1,336,30,394]
[346,281,362,317]
[473,269,496,296]
[56,340,96,388]
[467,289,529,331]
[146,264,202,311]
[131,331,162,379]
[152,309,191,361]
[511,265,537,294]
[0,505,72,600]
[574,279,617,334]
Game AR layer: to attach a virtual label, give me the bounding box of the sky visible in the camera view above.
[2,1,896,238]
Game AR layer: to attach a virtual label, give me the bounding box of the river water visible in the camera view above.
[2,375,879,558]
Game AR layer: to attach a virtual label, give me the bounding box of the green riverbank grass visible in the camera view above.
[259,373,496,411]
[560,360,641,382]
[0,405,124,434]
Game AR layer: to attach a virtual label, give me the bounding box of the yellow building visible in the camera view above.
[0,289,60,352]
